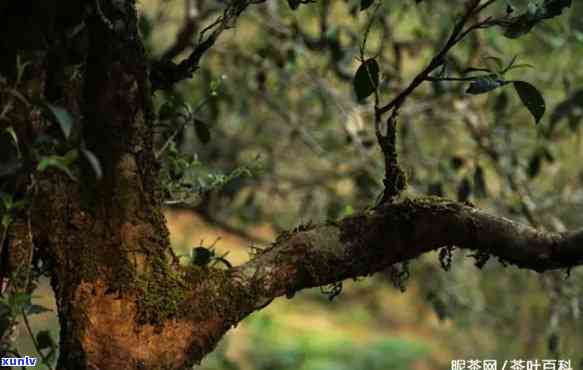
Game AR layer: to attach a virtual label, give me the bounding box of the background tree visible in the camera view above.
[0,0,581,369]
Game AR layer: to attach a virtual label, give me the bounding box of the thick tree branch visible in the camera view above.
[233,198,583,308]
[158,197,581,366]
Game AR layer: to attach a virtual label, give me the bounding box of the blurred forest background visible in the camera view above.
[13,0,583,368]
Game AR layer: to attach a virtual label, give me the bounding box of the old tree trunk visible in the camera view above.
[0,0,581,369]
[0,1,210,368]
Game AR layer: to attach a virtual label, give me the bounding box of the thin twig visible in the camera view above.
[155,98,209,159]
[21,309,54,370]
[425,74,495,82]
[377,0,498,116]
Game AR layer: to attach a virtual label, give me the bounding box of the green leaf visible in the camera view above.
[527,153,542,178]
[192,247,212,266]
[4,127,18,147]
[457,177,472,202]
[158,102,175,121]
[0,192,13,210]
[353,58,379,101]
[450,156,464,171]
[15,55,31,85]
[194,119,211,144]
[505,63,534,72]
[287,0,300,10]
[341,204,354,217]
[36,330,55,351]
[473,165,487,198]
[501,0,572,39]
[46,104,74,140]
[62,149,79,166]
[541,147,555,162]
[37,153,77,181]
[27,304,52,316]
[81,148,103,180]
[138,14,153,40]
[466,77,506,95]
[549,89,583,134]
[10,292,31,311]
[513,81,545,124]
[361,0,375,11]
[11,200,27,210]
[427,182,443,197]
[1,214,11,228]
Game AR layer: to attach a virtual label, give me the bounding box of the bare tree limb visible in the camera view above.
[150,0,266,90]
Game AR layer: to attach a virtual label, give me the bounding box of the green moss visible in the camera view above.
[413,195,452,205]
[136,267,189,323]
[114,163,143,218]
[130,242,264,327]
[410,196,461,213]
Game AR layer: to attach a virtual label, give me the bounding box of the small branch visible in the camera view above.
[373,109,406,205]
[370,1,501,205]
[94,0,114,31]
[425,75,492,82]
[151,0,267,90]
[155,98,209,159]
[476,0,499,15]
[377,0,497,116]
[160,0,200,61]
[357,3,405,205]
[0,225,8,287]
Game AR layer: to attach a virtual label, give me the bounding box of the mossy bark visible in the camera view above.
[0,2,245,369]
